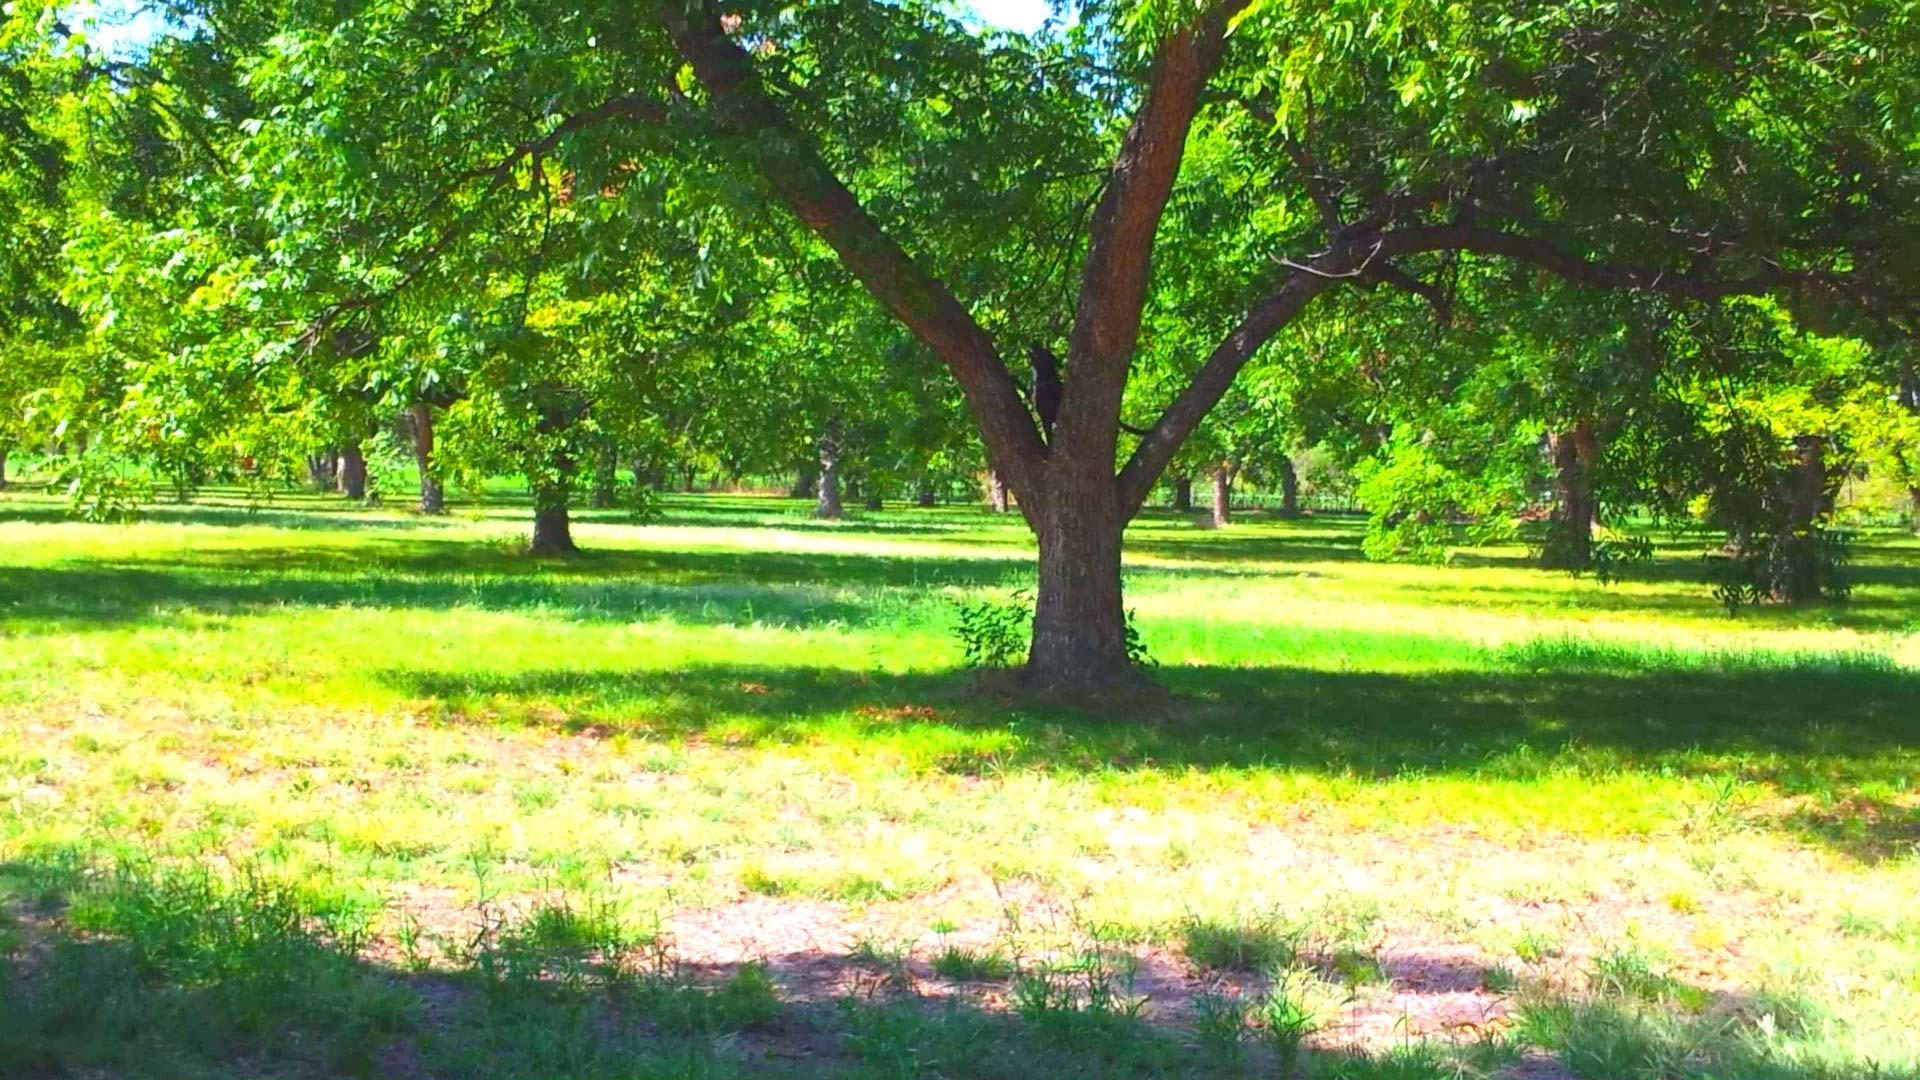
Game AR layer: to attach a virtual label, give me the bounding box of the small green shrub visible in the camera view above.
[1179,913,1299,972]
[952,589,1032,668]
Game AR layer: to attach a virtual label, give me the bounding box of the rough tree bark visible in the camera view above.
[1171,475,1192,512]
[338,442,368,501]
[409,403,446,514]
[1278,456,1300,516]
[1210,463,1234,528]
[816,439,844,520]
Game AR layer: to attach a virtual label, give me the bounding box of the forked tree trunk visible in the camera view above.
[1027,498,1131,690]
[338,442,368,501]
[1171,475,1192,512]
[988,470,1009,513]
[1278,456,1300,516]
[816,440,844,520]
[530,493,577,556]
[1210,464,1233,527]
[410,403,445,514]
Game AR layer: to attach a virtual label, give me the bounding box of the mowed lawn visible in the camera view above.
[1,488,1917,1079]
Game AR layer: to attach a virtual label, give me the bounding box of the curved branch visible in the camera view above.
[659,1,1046,498]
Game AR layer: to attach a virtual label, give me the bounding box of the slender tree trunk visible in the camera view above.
[1171,475,1192,512]
[0,447,10,491]
[590,444,618,509]
[791,463,818,498]
[915,476,936,508]
[988,470,1009,513]
[816,440,844,519]
[304,454,334,491]
[1278,456,1300,516]
[1210,464,1233,527]
[681,465,696,493]
[1545,424,1595,567]
[409,403,445,514]
[338,442,368,501]
[1027,498,1131,690]
[1789,434,1827,531]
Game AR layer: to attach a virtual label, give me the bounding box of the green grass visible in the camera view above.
[1,485,1918,1077]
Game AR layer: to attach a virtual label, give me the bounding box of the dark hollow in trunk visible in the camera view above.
[410,404,445,514]
[1026,501,1132,691]
[1278,456,1300,516]
[530,496,577,556]
[915,476,936,508]
[1171,475,1192,512]
[1210,465,1233,528]
[816,441,844,520]
[988,470,1009,513]
[338,442,368,501]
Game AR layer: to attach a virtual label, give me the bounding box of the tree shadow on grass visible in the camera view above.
[379,651,1920,861]
[4,855,1908,1080]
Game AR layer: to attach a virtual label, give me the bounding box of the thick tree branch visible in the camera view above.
[659,1,1047,499]
[1375,223,1865,302]
[1116,219,1899,517]
[1056,0,1249,467]
[1116,271,1336,516]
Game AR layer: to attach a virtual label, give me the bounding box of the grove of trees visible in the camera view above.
[2,0,1916,688]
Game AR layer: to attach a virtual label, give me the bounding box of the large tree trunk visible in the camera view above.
[1210,464,1233,528]
[1171,475,1192,512]
[1278,456,1300,516]
[1545,423,1597,567]
[987,470,1009,513]
[1027,499,1131,691]
[409,404,445,514]
[530,493,577,556]
[338,442,368,501]
[816,440,844,520]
